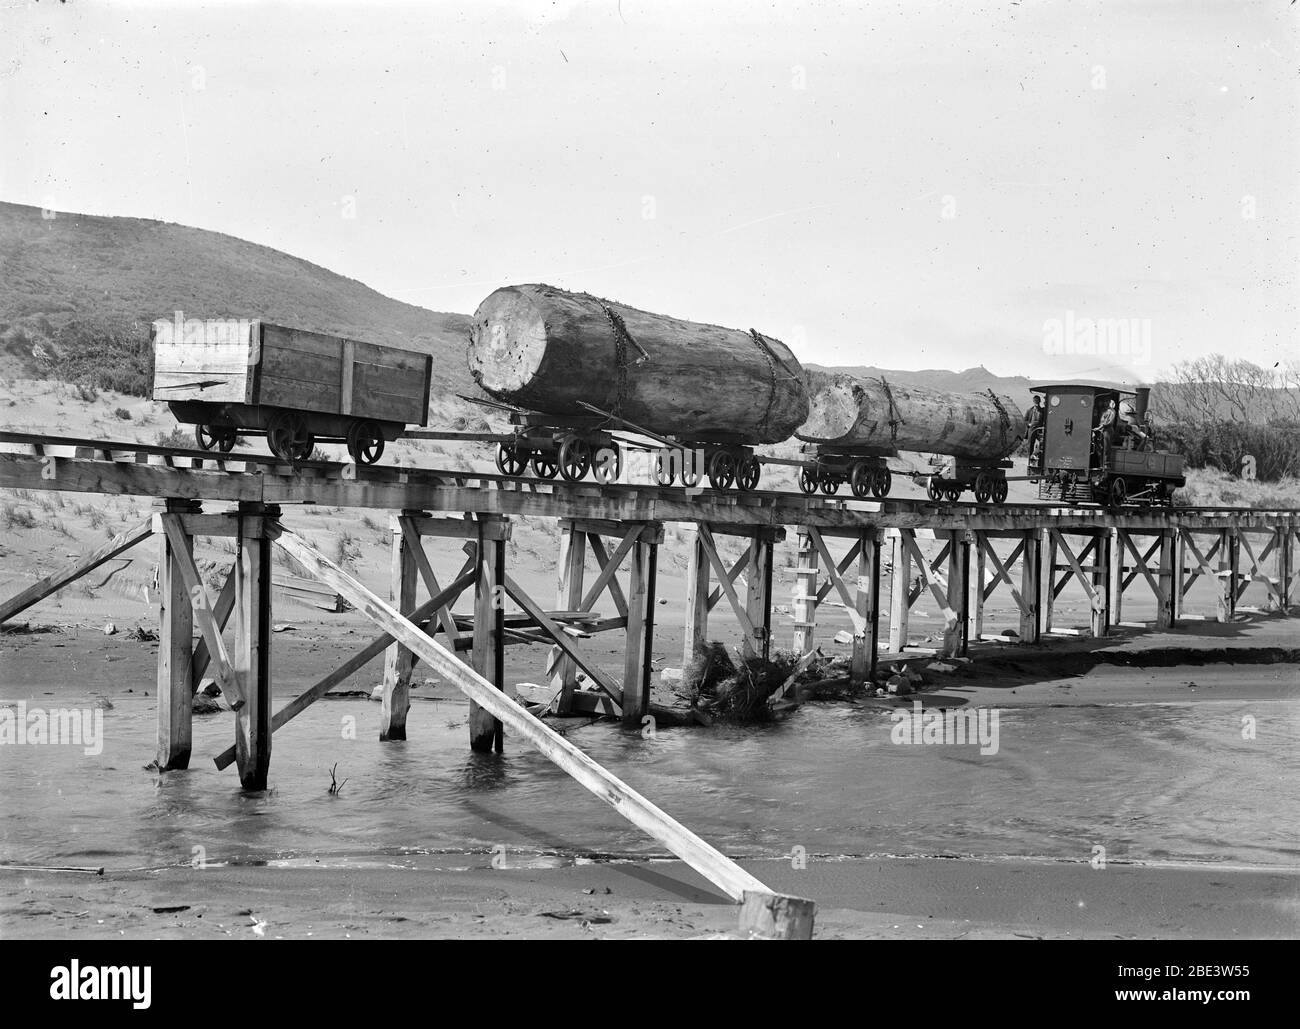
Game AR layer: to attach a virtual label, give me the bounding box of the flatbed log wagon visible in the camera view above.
[794,373,1027,502]
[467,283,808,490]
[152,320,433,464]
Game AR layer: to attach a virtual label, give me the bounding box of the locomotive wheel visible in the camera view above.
[819,474,839,495]
[558,436,592,482]
[973,472,992,504]
[992,478,1008,504]
[927,479,943,502]
[849,462,873,499]
[592,442,622,484]
[872,466,892,498]
[735,455,761,492]
[1109,476,1127,507]
[495,441,529,476]
[269,412,311,463]
[654,451,676,486]
[707,450,736,490]
[346,420,385,465]
[530,450,559,479]
[944,487,961,503]
[798,468,818,495]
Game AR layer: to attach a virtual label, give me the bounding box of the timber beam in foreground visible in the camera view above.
[271,525,815,938]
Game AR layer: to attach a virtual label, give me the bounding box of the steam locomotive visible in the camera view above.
[1027,384,1185,506]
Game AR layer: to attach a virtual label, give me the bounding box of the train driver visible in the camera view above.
[1025,395,1044,462]
[1096,399,1117,453]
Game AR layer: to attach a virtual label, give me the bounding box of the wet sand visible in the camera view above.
[4,854,1297,940]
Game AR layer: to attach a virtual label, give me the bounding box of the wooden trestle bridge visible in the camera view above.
[2,431,1296,934]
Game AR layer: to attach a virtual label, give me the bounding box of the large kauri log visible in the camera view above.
[467,284,807,443]
[796,374,1026,461]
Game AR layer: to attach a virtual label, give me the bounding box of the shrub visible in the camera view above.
[39,315,155,397]
[2,504,37,530]
[156,427,191,449]
[113,407,132,421]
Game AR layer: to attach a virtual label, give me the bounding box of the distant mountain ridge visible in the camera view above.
[0,201,473,389]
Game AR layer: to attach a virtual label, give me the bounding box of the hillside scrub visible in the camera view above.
[39,315,155,396]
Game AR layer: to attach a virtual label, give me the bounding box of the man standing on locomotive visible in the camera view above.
[1097,398,1118,455]
[1026,394,1044,465]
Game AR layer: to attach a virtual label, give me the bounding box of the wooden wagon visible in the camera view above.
[152,320,432,464]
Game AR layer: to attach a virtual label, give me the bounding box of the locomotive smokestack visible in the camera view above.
[1133,387,1150,422]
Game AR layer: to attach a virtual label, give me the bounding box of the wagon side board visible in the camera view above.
[254,324,429,425]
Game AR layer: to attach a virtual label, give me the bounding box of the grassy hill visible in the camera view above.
[0,201,473,391]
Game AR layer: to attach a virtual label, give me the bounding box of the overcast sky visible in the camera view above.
[2,0,1296,383]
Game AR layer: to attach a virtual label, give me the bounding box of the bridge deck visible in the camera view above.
[1,432,1295,532]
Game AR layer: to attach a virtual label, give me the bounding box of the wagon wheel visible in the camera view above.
[195,425,220,452]
[819,473,839,496]
[268,412,311,462]
[292,431,317,462]
[530,449,559,479]
[495,441,529,476]
[679,455,702,489]
[592,442,622,484]
[871,466,892,499]
[973,472,992,505]
[1109,476,1127,507]
[944,487,961,503]
[654,451,676,486]
[992,478,1008,504]
[707,450,736,490]
[926,479,943,502]
[798,467,818,495]
[558,436,592,482]
[849,462,873,499]
[346,420,385,466]
[735,455,761,492]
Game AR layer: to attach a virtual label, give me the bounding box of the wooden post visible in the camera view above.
[1041,529,1058,635]
[959,535,971,656]
[622,536,655,727]
[791,528,819,656]
[551,521,587,711]
[233,503,274,790]
[380,516,420,741]
[888,529,911,651]
[850,530,879,685]
[156,501,195,771]
[469,519,507,752]
[1174,529,1187,622]
[745,532,773,663]
[943,530,963,656]
[1110,528,1125,627]
[969,531,986,644]
[1018,529,1039,644]
[1091,529,1110,638]
[1156,528,1176,629]
[1275,527,1292,614]
[683,527,710,666]
[739,890,816,940]
[1217,529,1235,621]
